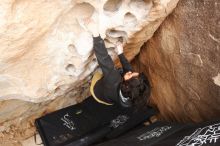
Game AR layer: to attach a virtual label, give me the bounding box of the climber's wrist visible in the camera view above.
[115,42,123,55]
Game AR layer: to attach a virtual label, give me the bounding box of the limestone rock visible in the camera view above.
[0,0,179,143]
[0,0,179,103]
[133,0,220,122]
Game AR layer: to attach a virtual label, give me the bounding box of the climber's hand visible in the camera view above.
[115,41,123,55]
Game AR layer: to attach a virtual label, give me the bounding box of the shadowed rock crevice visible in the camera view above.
[132,0,220,123]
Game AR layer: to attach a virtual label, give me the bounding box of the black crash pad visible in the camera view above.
[97,120,220,146]
[35,96,156,146]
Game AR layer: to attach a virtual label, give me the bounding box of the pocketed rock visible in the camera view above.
[0,0,179,142]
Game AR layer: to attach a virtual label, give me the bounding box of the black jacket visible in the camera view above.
[93,36,132,107]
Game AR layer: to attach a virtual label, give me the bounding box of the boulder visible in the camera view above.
[0,0,179,143]
[133,0,220,122]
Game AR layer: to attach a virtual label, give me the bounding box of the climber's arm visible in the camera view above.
[93,36,115,77]
[115,42,133,73]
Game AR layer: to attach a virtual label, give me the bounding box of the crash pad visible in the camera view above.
[97,120,220,146]
[35,96,156,146]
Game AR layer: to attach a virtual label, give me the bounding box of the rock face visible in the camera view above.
[133,0,220,122]
[0,0,178,102]
[0,0,179,144]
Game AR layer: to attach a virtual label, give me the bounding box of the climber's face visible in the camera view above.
[124,71,139,81]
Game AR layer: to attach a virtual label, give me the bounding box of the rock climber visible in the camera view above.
[90,36,151,108]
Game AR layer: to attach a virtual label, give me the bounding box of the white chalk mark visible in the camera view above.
[209,33,220,43]
[212,73,220,87]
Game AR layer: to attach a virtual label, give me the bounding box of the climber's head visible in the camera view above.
[120,72,151,108]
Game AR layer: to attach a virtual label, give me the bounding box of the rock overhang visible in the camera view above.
[0,0,179,102]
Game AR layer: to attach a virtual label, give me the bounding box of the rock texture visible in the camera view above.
[0,0,179,144]
[133,0,220,122]
[0,0,178,102]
